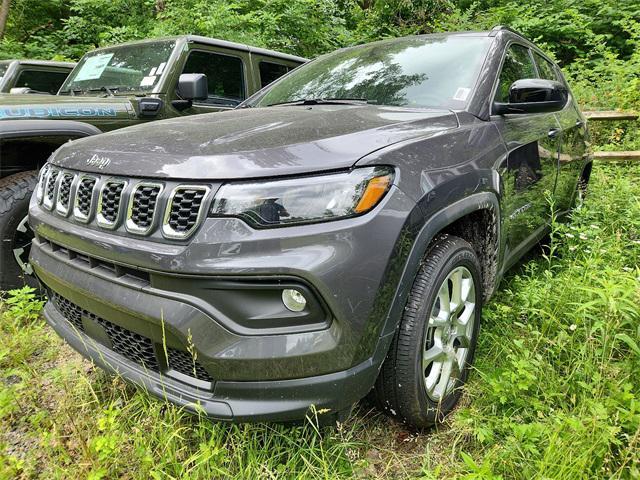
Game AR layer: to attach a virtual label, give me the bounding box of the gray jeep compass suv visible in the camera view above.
[29,26,591,428]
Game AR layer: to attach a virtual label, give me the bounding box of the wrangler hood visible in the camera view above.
[50,105,458,179]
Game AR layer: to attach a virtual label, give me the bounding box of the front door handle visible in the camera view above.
[575,120,584,128]
[548,128,560,139]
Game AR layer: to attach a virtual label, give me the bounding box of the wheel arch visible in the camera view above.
[379,191,501,339]
[0,120,102,179]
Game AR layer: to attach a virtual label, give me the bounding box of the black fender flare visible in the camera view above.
[0,119,102,140]
[379,191,501,339]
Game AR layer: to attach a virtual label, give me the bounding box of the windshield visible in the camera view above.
[60,40,177,95]
[0,61,10,83]
[251,36,492,109]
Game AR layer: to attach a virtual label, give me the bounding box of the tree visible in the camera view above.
[0,0,10,39]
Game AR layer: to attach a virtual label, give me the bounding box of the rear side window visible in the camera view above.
[15,69,69,94]
[494,44,537,103]
[259,62,290,88]
[533,52,560,82]
[182,51,245,106]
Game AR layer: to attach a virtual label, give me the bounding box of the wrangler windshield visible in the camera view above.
[0,61,9,83]
[59,40,177,95]
[251,36,492,109]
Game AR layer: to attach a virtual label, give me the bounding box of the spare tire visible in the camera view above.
[0,170,39,291]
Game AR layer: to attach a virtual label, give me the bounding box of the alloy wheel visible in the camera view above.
[12,215,34,276]
[423,266,476,401]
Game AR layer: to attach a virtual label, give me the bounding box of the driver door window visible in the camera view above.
[494,45,537,103]
[182,51,246,108]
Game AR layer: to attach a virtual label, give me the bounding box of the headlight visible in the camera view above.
[35,164,51,204]
[210,167,394,228]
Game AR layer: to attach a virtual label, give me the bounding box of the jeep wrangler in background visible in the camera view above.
[0,59,75,94]
[0,35,306,290]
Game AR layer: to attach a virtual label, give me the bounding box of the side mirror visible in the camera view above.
[493,78,568,115]
[177,73,208,101]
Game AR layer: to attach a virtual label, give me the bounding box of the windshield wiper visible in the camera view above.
[59,88,82,96]
[267,97,368,107]
[86,86,120,96]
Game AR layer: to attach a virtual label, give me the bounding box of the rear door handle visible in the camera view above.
[575,120,584,128]
[548,128,560,138]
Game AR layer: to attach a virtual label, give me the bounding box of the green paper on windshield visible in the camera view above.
[74,53,114,81]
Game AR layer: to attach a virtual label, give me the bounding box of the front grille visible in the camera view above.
[56,173,75,216]
[167,347,214,382]
[97,180,126,227]
[74,176,97,221]
[43,169,59,209]
[127,184,161,233]
[165,187,208,236]
[96,317,159,370]
[39,166,215,239]
[50,292,212,383]
[51,293,83,332]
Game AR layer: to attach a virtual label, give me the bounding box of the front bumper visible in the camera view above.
[43,299,385,421]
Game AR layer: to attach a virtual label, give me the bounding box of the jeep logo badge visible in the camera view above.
[86,154,111,169]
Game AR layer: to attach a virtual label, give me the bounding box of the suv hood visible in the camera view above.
[51,105,458,179]
[0,94,135,122]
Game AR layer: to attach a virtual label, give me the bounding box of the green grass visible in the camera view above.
[2,163,640,479]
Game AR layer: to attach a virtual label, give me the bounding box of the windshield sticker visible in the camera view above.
[149,67,157,76]
[74,53,114,81]
[156,62,167,75]
[453,87,471,102]
[140,75,156,87]
[0,105,119,119]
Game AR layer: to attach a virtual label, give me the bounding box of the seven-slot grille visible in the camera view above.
[50,291,213,382]
[127,184,161,233]
[38,167,212,239]
[74,176,97,221]
[56,173,75,215]
[97,180,126,226]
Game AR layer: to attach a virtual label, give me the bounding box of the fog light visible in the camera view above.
[282,288,307,312]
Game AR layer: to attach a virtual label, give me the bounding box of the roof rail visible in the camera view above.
[489,25,526,38]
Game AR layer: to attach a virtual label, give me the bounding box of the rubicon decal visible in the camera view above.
[0,105,119,119]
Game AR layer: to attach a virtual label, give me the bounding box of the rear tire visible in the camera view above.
[373,234,482,428]
[0,171,39,291]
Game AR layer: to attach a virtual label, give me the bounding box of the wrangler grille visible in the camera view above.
[128,184,161,231]
[50,292,212,383]
[98,181,126,225]
[75,177,97,220]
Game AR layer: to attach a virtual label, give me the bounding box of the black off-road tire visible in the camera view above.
[0,171,39,291]
[373,234,483,428]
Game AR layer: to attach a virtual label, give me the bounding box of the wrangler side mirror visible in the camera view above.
[172,73,208,111]
[177,73,208,100]
[493,78,568,115]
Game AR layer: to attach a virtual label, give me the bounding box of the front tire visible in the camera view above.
[374,234,482,428]
[0,171,39,291]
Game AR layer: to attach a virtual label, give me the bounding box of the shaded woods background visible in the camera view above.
[0,1,638,114]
